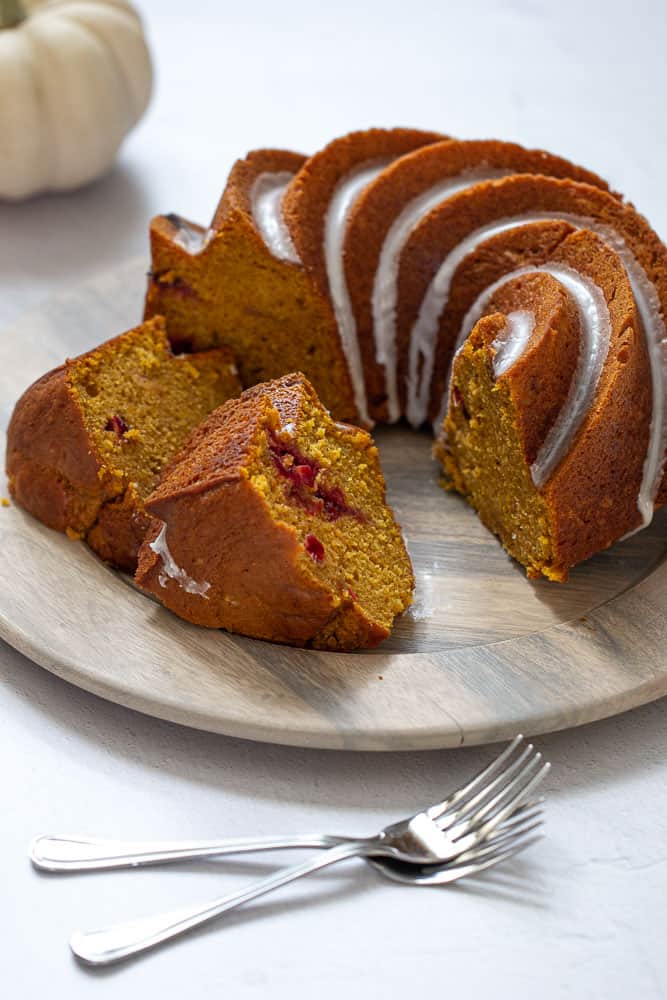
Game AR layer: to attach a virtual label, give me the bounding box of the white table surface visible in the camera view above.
[2,1,667,996]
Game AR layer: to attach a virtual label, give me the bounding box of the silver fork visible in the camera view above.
[33,735,542,873]
[68,737,549,965]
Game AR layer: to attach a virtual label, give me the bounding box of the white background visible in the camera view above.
[2,0,667,997]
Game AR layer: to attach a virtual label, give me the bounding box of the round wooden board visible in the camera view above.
[2,260,667,750]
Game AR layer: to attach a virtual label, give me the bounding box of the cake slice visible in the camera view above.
[135,373,414,649]
[6,316,241,570]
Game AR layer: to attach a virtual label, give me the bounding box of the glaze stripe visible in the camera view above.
[491,310,536,378]
[323,160,393,426]
[250,172,301,264]
[150,523,211,598]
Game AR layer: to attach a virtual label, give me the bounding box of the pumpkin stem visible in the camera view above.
[0,0,26,29]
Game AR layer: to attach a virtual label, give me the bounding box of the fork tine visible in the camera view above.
[483,808,544,843]
[456,819,544,865]
[426,735,525,821]
[416,834,543,885]
[486,803,544,837]
[447,752,546,838]
[452,833,544,870]
[491,797,545,829]
[454,761,551,848]
[442,808,544,867]
[472,760,549,831]
[436,742,538,831]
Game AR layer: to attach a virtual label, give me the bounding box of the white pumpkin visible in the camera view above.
[0,0,153,200]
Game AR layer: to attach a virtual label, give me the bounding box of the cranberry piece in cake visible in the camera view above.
[105,414,129,438]
[305,533,325,562]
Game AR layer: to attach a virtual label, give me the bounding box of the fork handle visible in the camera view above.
[70,841,369,966]
[30,833,346,872]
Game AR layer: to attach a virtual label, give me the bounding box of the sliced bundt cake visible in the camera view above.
[135,373,414,649]
[144,131,613,428]
[142,127,667,579]
[6,317,241,570]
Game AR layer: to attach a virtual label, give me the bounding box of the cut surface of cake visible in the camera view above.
[6,317,241,570]
[135,373,414,649]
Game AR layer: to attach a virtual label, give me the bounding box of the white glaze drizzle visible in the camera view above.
[407,210,666,525]
[458,265,611,486]
[491,310,536,377]
[149,523,211,598]
[172,221,212,255]
[324,159,392,426]
[250,172,300,264]
[371,169,512,422]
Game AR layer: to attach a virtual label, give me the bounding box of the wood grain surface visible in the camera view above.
[1,259,666,749]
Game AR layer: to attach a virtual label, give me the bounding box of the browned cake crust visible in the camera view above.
[6,317,241,571]
[281,127,445,295]
[135,373,414,649]
[341,138,614,420]
[7,363,114,538]
[439,229,651,580]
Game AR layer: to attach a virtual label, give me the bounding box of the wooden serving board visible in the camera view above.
[1,260,667,750]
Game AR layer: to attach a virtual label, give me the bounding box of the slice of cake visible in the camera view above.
[135,373,414,650]
[6,316,241,570]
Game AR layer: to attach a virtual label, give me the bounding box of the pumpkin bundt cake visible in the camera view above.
[6,317,241,571]
[135,373,414,649]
